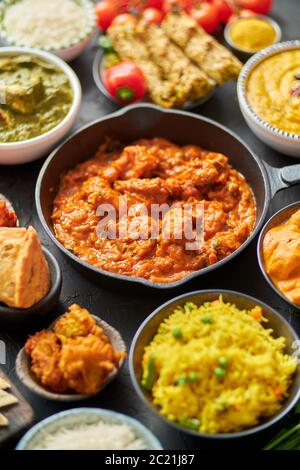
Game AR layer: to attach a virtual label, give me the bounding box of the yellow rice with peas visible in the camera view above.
[141,297,297,434]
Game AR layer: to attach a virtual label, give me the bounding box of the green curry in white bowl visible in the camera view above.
[0,54,73,143]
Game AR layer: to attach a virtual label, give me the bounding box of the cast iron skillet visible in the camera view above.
[35,103,300,289]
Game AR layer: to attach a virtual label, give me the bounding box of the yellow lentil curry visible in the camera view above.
[229,17,277,52]
[246,50,300,135]
[0,55,73,143]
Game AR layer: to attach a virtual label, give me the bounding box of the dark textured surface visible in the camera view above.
[0,0,300,450]
[0,369,33,445]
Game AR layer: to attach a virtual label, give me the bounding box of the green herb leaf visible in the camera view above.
[98,35,114,53]
[141,354,157,391]
[179,416,201,430]
[202,315,213,324]
[172,327,183,339]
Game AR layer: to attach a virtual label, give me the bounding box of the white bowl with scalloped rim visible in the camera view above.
[237,41,300,158]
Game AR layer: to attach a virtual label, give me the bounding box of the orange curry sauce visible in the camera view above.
[52,138,256,283]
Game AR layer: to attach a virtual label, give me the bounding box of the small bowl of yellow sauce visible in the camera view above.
[225,15,281,59]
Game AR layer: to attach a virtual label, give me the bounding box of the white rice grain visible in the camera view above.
[31,420,147,450]
[3,0,90,48]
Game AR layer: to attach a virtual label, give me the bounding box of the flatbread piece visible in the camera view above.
[0,413,8,426]
[0,226,50,308]
[0,389,18,407]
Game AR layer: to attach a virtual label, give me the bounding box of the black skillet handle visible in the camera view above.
[263,161,300,198]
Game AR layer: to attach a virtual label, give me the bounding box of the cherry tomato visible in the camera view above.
[107,0,129,14]
[143,0,164,10]
[179,0,199,11]
[240,0,273,15]
[104,61,147,104]
[95,1,117,31]
[121,0,164,13]
[228,8,255,23]
[142,7,164,24]
[162,0,175,14]
[190,3,220,34]
[162,0,196,14]
[111,13,138,26]
[213,0,233,23]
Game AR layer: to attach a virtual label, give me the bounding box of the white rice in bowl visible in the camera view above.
[30,420,147,450]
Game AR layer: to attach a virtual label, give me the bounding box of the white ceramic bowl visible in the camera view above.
[0,0,97,62]
[237,41,300,158]
[16,408,163,450]
[0,47,82,165]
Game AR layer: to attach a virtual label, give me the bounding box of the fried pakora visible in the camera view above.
[54,304,104,343]
[25,305,126,395]
[59,334,123,394]
[25,330,68,393]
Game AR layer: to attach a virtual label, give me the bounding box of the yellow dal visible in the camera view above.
[246,50,300,135]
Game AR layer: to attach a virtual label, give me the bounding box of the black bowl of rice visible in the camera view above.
[130,290,300,439]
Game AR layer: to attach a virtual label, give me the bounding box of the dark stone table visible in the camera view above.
[1,0,299,450]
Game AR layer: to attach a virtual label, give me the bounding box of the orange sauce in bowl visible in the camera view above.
[52,138,256,283]
[263,209,300,305]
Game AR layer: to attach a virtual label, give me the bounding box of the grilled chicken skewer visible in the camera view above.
[161,11,242,85]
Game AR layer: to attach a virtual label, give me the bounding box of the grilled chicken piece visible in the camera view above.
[162,11,242,85]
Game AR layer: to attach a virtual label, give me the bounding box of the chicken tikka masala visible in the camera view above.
[52,138,256,283]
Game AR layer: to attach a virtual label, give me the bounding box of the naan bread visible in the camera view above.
[0,412,8,426]
[0,389,18,407]
[0,378,10,389]
[0,226,50,308]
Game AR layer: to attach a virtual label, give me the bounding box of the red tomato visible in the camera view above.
[162,0,174,14]
[190,3,220,34]
[95,1,117,31]
[111,13,138,26]
[107,0,129,14]
[213,0,233,23]
[179,0,199,11]
[122,0,164,13]
[240,0,273,15]
[227,8,255,23]
[104,61,147,104]
[143,0,164,9]
[142,7,164,24]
